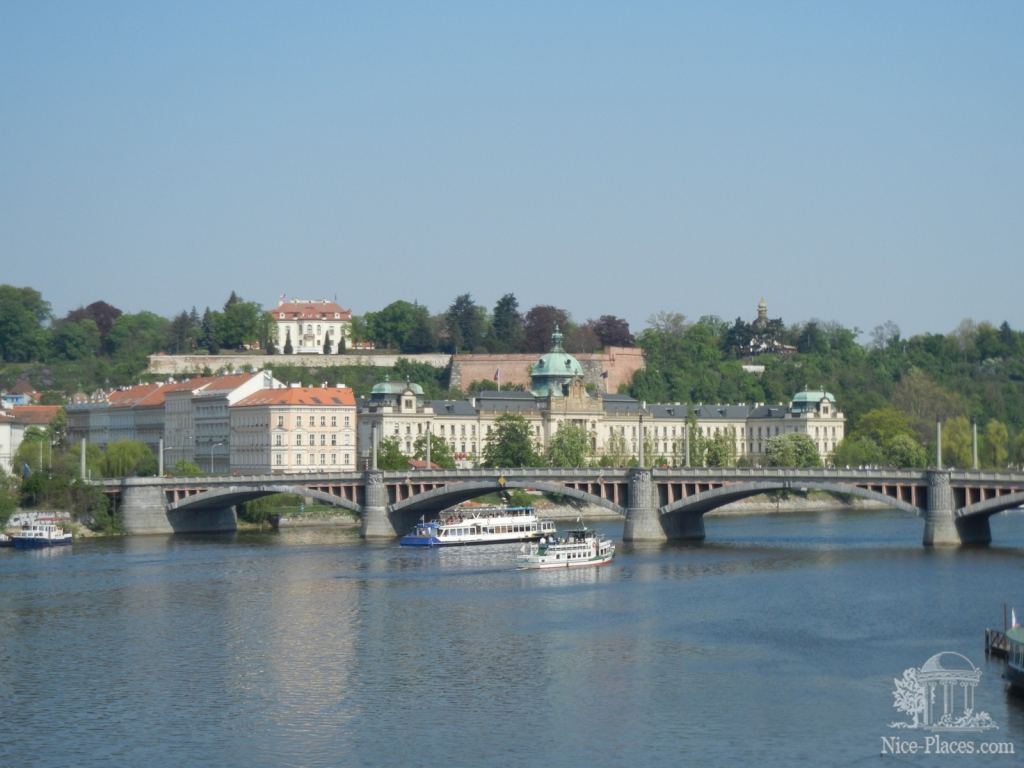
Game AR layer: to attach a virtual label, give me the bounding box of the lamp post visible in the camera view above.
[638,401,646,468]
[210,440,225,474]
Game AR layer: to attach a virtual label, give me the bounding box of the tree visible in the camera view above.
[765,433,822,468]
[167,311,199,354]
[482,413,542,467]
[523,305,571,352]
[892,667,925,727]
[363,300,435,352]
[106,312,171,365]
[0,285,50,362]
[545,422,592,467]
[65,300,122,347]
[170,460,204,477]
[487,293,525,352]
[413,433,456,469]
[589,315,635,347]
[705,431,737,467]
[283,328,294,355]
[444,294,488,353]
[199,308,221,354]
[983,419,1009,468]
[0,467,18,528]
[881,433,928,468]
[941,416,972,468]
[49,318,101,361]
[599,431,630,467]
[102,440,158,478]
[323,332,333,355]
[833,435,885,468]
[218,297,263,350]
[374,436,410,470]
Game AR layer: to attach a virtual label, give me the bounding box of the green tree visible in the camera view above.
[599,431,630,467]
[106,312,170,365]
[983,419,1009,468]
[487,293,525,352]
[833,435,886,468]
[0,467,18,528]
[705,431,737,467]
[364,300,436,352]
[881,433,928,468]
[482,413,542,467]
[545,422,592,467]
[0,285,51,362]
[1012,431,1024,469]
[171,460,204,477]
[50,318,101,361]
[218,298,263,350]
[102,440,158,478]
[765,433,822,468]
[444,294,488,353]
[941,416,972,468]
[413,433,456,469]
[375,436,410,470]
[523,305,572,352]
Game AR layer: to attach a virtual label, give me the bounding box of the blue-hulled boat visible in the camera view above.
[12,522,73,549]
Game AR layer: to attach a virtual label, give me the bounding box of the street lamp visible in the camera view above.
[210,440,225,474]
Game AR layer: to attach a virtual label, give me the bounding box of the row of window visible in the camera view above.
[274,433,353,447]
[276,415,352,428]
[272,453,352,466]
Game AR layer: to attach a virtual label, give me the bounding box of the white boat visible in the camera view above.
[516,526,615,570]
[12,522,73,549]
[0,532,12,548]
[400,505,557,547]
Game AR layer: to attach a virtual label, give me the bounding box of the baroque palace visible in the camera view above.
[358,328,844,467]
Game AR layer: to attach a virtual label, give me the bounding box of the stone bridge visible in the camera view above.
[101,467,1024,547]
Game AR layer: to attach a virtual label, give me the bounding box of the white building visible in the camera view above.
[231,385,357,474]
[269,299,352,355]
[358,328,845,467]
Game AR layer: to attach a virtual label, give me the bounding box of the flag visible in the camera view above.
[1013,609,1020,629]
[600,370,609,379]
[494,368,500,382]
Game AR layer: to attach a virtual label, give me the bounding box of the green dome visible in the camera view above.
[370,377,424,396]
[530,326,584,397]
[790,389,836,413]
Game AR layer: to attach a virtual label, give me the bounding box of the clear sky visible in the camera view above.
[2,2,1021,340]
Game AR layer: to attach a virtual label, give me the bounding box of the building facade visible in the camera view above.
[358,329,845,467]
[231,386,357,474]
[269,299,352,355]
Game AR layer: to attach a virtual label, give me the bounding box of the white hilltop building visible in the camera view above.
[357,327,845,468]
[269,298,352,354]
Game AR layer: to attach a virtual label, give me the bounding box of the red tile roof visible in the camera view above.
[10,405,61,426]
[234,387,356,408]
[271,300,352,322]
[108,383,164,408]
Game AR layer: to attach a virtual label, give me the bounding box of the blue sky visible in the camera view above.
[2,2,1021,340]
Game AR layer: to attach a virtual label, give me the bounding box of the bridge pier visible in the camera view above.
[623,469,667,542]
[360,471,399,539]
[121,481,237,534]
[923,471,961,547]
[956,514,992,547]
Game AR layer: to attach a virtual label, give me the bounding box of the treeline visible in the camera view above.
[4,283,1024,467]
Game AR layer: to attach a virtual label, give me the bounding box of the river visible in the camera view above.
[3,508,1024,767]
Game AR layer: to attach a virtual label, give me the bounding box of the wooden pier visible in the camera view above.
[986,627,1011,658]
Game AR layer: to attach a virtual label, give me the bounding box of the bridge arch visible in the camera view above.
[387,478,624,532]
[167,485,361,516]
[660,480,923,520]
[959,491,1024,520]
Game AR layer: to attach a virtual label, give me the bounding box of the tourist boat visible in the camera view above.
[516,526,615,570]
[400,505,557,547]
[11,522,73,549]
[1003,610,1024,693]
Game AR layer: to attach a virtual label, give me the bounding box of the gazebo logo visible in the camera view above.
[890,652,998,732]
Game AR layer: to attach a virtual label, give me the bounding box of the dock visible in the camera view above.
[986,628,1011,658]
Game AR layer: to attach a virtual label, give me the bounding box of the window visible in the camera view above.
[331,434,337,446]
[296,434,303,446]
[297,455,302,465]
[320,434,326,446]
[331,454,336,464]
[344,416,350,427]
[275,434,282,446]
[297,416,303,427]
[277,415,284,427]
[320,454,326,465]
[331,416,337,427]
[320,416,326,427]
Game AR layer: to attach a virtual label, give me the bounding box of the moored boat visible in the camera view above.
[400,505,556,547]
[0,532,12,548]
[12,522,73,549]
[1004,611,1024,693]
[516,526,615,570]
